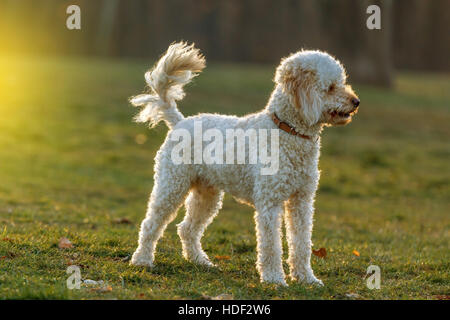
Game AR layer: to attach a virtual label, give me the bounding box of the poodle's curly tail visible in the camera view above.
[130,42,205,128]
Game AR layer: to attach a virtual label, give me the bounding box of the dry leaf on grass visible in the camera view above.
[0,252,16,260]
[113,218,132,224]
[214,255,231,260]
[312,247,327,258]
[66,259,75,266]
[352,250,360,257]
[58,237,73,249]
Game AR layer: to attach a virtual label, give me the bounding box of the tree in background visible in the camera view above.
[0,0,448,87]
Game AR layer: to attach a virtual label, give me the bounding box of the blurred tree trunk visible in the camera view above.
[426,0,450,71]
[96,0,119,55]
[361,0,393,87]
[298,0,323,49]
[217,0,242,61]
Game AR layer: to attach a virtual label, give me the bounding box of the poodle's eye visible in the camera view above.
[327,84,335,93]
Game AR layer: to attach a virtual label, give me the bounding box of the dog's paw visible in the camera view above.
[201,260,217,268]
[183,250,217,267]
[305,276,324,287]
[130,253,154,268]
[261,274,288,287]
[193,257,216,268]
[290,272,324,286]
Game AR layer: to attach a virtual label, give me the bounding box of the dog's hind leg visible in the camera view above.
[177,185,224,266]
[130,168,191,268]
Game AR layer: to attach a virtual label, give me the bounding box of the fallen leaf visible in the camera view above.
[58,237,73,249]
[0,252,16,260]
[352,250,360,257]
[312,247,327,258]
[434,295,450,300]
[113,218,132,224]
[66,259,75,265]
[214,255,231,260]
[2,237,13,242]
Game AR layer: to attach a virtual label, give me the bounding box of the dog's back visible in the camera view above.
[159,111,276,204]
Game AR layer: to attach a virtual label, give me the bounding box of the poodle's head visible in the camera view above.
[274,50,359,126]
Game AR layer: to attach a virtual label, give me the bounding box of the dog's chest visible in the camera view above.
[282,135,319,166]
[278,138,320,191]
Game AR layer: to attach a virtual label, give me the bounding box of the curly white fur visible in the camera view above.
[130,42,359,286]
[130,42,205,128]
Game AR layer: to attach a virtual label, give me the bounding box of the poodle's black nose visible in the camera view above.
[351,98,360,108]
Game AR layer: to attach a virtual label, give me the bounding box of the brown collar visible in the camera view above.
[271,113,312,140]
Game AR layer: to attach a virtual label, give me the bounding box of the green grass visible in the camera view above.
[0,55,448,300]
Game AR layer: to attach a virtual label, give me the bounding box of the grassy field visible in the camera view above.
[0,55,448,300]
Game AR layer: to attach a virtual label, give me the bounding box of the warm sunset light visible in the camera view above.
[0,1,448,308]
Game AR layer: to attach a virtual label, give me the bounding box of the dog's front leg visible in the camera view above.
[284,193,323,286]
[254,204,287,286]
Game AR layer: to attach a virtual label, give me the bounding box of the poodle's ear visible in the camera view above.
[274,60,322,125]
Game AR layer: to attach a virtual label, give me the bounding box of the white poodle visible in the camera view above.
[129,42,359,286]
